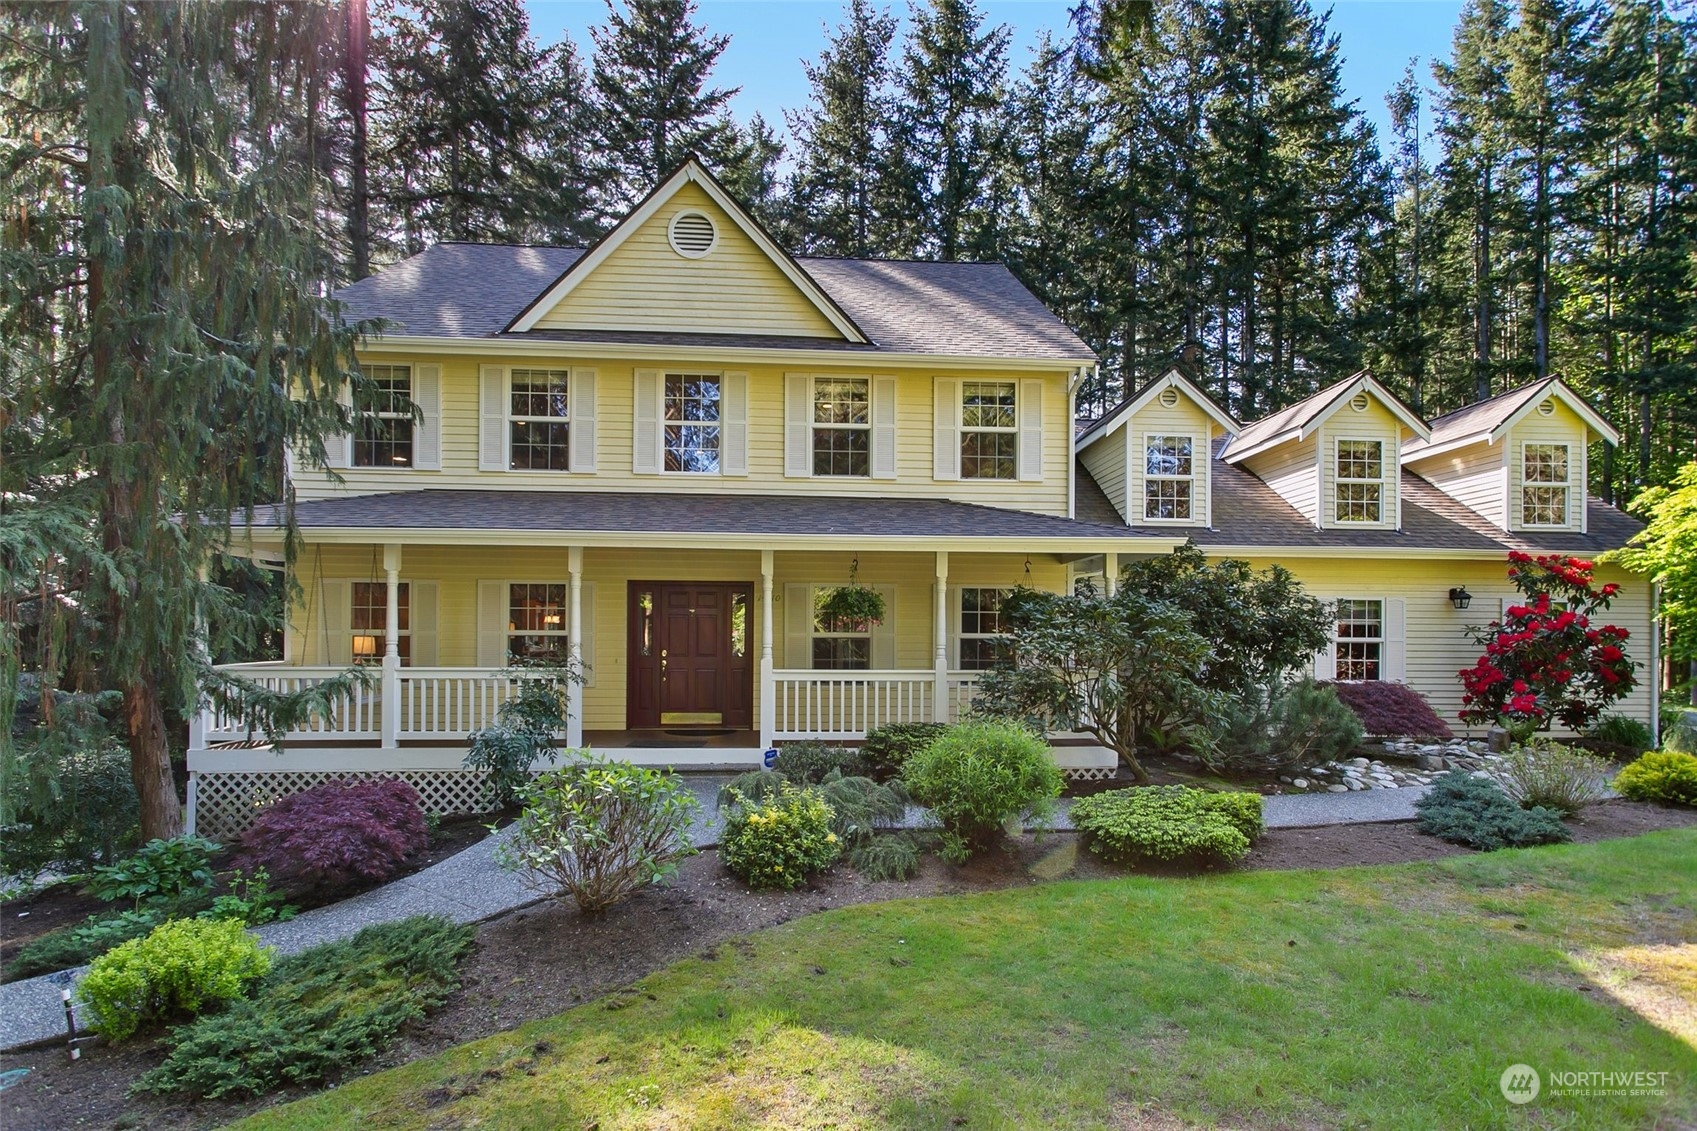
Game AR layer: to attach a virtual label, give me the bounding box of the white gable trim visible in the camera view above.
[1224,374,1429,465]
[505,157,868,343]
[1074,369,1240,455]
[1492,379,1620,446]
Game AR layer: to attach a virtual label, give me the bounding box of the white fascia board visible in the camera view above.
[1075,370,1239,454]
[1295,374,1431,444]
[1400,432,1499,465]
[1220,429,1302,465]
[1491,380,1621,446]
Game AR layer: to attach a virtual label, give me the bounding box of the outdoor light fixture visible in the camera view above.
[1448,587,1473,610]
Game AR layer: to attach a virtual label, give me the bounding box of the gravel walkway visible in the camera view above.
[0,774,1414,1053]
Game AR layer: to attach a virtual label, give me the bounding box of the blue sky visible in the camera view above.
[522,0,1465,148]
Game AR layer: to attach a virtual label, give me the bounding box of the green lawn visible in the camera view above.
[233,832,1697,1130]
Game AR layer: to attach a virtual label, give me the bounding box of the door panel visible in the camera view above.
[627,582,753,730]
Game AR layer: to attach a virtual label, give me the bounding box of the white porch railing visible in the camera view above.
[397,669,524,737]
[771,670,985,740]
[203,665,381,742]
[946,672,983,723]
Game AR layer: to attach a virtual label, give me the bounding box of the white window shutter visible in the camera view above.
[784,373,812,477]
[318,580,350,664]
[410,580,439,666]
[871,585,897,669]
[1019,378,1044,482]
[722,371,749,476]
[1382,597,1406,682]
[412,365,442,470]
[633,369,662,474]
[934,378,960,481]
[872,375,898,480]
[479,366,508,471]
[784,584,811,669]
[576,582,596,688]
[569,368,597,473]
[477,580,509,668]
[323,385,351,469]
[1312,601,1336,680]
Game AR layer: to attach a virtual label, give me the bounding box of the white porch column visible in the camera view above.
[933,551,950,723]
[567,546,585,749]
[381,543,401,749]
[759,549,775,749]
[1104,551,1119,597]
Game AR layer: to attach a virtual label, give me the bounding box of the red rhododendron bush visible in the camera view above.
[1459,553,1635,735]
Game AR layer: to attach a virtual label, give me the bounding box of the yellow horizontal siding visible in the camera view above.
[1316,399,1402,529]
[1407,442,1506,528]
[1128,396,1216,528]
[1078,422,1128,522]
[1243,433,1319,525]
[1507,401,1588,533]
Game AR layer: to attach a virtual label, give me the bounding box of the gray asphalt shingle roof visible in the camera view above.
[333,244,1097,362]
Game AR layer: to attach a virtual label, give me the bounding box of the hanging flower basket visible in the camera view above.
[817,584,886,627]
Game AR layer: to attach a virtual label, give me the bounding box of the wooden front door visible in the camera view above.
[626,582,753,729]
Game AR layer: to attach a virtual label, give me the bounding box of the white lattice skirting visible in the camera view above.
[189,769,492,842]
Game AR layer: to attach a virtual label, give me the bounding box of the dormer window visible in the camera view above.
[1335,439,1384,523]
[1144,435,1195,521]
[1523,443,1571,526]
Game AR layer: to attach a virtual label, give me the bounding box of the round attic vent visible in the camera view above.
[1537,398,1556,416]
[1349,391,1371,412]
[668,211,718,258]
[1158,387,1180,408]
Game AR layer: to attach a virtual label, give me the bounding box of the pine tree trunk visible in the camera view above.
[345,0,371,280]
[1474,166,1494,402]
[1532,138,1550,379]
[125,675,184,840]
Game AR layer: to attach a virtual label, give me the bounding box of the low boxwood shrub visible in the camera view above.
[773,741,868,785]
[903,721,1063,863]
[860,722,949,783]
[78,918,272,1041]
[1319,680,1454,740]
[1613,750,1697,807]
[1414,771,1572,851]
[134,916,475,1100]
[1487,741,1613,815]
[1071,786,1265,866]
[1587,714,1654,754]
[720,783,841,890]
[235,778,429,891]
[496,758,699,914]
[87,835,220,910]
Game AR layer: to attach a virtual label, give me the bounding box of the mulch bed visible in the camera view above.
[5,800,1694,1131]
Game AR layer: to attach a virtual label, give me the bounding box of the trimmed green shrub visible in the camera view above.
[903,721,1063,863]
[1488,741,1613,815]
[1071,786,1265,866]
[496,758,699,914]
[774,741,867,785]
[720,783,841,890]
[848,834,924,882]
[1203,681,1364,776]
[134,916,475,1100]
[1414,771,1572,851]
[860,722,949,783]
[79,918,272,1041]
[88,836,219,910]
[1587,715,1654,754]
[1613,750,1697,807]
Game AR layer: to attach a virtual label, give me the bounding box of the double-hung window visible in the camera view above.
[1144,435,1195,520]
[1335,439,1383,523]
[509,368,570,470]
[353,364,413,467]
[958,587,1011,671]
[812,377,871,476]
[1334,599,1383,680]
[811,588,872,670]
[1522,443,1571,526]
[960,381,1017,479]
[350,581,410,665]
[507,583,570,663]
[664,373,721,473]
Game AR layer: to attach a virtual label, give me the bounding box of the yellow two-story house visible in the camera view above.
[190,157,1653,837]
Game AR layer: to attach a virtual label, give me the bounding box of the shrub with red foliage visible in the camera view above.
[1319,681,1454,740]
[236,778,428,891]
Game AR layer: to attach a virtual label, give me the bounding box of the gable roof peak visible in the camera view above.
[1407,377,1619,459]
[1221,371,1430,464]
[1075,367,1240,451]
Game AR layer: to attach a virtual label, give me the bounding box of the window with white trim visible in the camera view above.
[352,364,413,467]
[1334,599,1382,680]
[1144,435,1195,520]
[1335,439,1384,523]
[509,368,570,470]
[960,381,1017,479]
[1522,443,1570,526]
[508,583,570,663]
[350,581,410,665]
[958,587,1011,671]
[811,588,872,670]
[664,373,721,473]
[812,376,870,476]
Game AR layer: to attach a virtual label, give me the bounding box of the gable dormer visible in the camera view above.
[1075,369,1239,526]
[1402,378,1618,535]
[1221,373,1430,531]
[506,156,867,342]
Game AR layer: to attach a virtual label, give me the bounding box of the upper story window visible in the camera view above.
[1334,598,1382,680]
[665,373,721,473]
[508,583,569,663]
[1522,443,1571,526]
[353,364,413,468]
[811,588,872,670]
[509,369,570,471]
[1144,435,1196,521]
[961,381,1017,479]
[1335,439,1384,523]
[958,587,1011,671]
[813,377,870,477]
[350,581,410,665]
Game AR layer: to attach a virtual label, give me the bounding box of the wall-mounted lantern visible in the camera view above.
[1448,587,1473,611]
